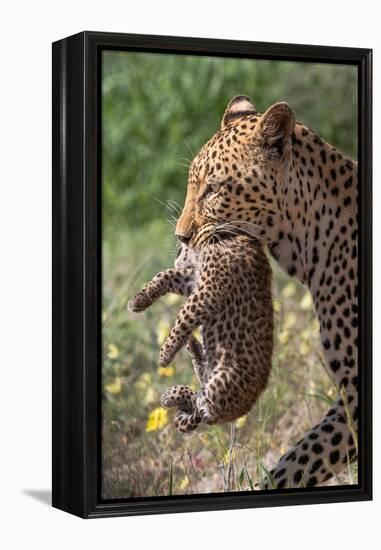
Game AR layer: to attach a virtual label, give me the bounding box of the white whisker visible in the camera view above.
[178,162,192,170]
[217,219,262,231]
[167,206,179,216]
[166,206,179,216]
[216,226,263,241]
[215,228,242,239]
[216,219,264,239]
[166,200,182,214]
[184,138,195,159]
[178,156,192,165]
[152,196,178,214]
[216,234,227,251]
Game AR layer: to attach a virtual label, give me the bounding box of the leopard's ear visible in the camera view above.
[221,95,257,128]
[258,102,295,151]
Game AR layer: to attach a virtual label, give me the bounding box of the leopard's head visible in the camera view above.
[175,96,295,248]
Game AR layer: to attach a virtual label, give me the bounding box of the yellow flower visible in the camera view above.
[300,292,313,310]
[164,294,182,306]
[135,372,152,391]
[146,407,168,432]
[299,341,310,355]
[236,415,247,429]
[144,387,157,405]
[278,330,290,344]
[283,312,297,330]
[198,432,210,447]
[312,319,320,334]
[107,343,120,359]
[282,282,296,299]
[223,448,236,464]
[273,300,281,313]
[157,365,175,377]
[179,477,189,490]
[156,319,170,346]
[105,377,122,394]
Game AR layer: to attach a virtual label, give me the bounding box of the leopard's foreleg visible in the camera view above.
[262,393,358,489]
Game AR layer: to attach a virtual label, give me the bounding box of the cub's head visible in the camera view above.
[175,96,295,248]
[174,243,197,270]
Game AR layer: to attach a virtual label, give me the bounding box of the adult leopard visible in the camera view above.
[175,96,358,488]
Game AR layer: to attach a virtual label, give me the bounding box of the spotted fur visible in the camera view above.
[175,96,358,487]
[128,235,273,432]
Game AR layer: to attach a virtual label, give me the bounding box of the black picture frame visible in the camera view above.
[52,31,372,519]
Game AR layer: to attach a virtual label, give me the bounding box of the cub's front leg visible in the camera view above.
[159,272,229,367]
[128,267,194,312]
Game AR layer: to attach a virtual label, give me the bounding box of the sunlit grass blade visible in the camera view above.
[340,386,358,454]
[258,462,276,489]
[168,459,173,496]
[151,479,159,497]
[304,390,335,406]
[244,467,255,491]
[298,461,310,488]
[238,468,245,490]
[346,449,354,484]
[323,459,342,484]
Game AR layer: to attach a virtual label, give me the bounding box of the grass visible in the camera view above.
[101,221,357,498]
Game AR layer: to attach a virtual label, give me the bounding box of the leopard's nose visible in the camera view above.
[177,234,191,245]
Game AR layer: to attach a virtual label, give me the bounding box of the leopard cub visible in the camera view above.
[128,235,273,432]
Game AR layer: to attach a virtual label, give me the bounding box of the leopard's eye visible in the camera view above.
[199,181,222,202]
[205,181,221,195]
[210,181,221,193]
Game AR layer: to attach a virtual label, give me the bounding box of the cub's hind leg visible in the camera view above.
[195,392,220,425]
[196,366,259,425]
[160,384,196,413]
[160,384,202,432]
[174,409,201,433]
[186,335,209,386]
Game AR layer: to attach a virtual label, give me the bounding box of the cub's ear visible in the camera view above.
[258,102,295,153]
[221,95,257,128]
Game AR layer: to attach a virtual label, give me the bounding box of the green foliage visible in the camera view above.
[101,51,358,498]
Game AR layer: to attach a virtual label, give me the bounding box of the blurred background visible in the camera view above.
[102,51,357,498]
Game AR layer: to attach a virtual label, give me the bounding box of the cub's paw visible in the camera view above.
[174,409,201,433]
[127,291,152,313]
[160,384,195,412]
[159,345,175,367]
[159,337,184,367]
